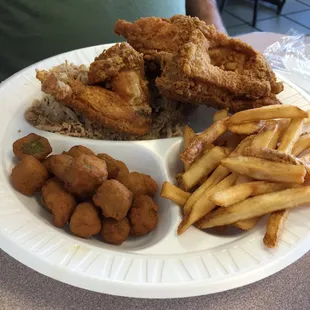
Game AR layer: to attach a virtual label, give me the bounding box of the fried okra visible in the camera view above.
[49,154,74,180]
[97,153,120,179]
[119,172,158,197]
[11,156,49,196]
[69,202,101,238]
[101,217,130,245]
[115,160,129,182]
[50,154,108,198]
[41,177,77,228]
[67,145,95,158]
[13,133,52,161]
[42,155,54,175]
[65,154,108,198]
[128,195,158,236]
[93,180,133,220]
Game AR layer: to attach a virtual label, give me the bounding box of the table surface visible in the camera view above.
[2,32,310,310]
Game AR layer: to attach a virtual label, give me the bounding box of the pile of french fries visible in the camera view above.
[161,104,310,248]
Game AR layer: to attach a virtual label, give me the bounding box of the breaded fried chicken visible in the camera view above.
[115,15,283,112]
[36,43,152,135]
[156,30,282,112]
[115,15,256,59]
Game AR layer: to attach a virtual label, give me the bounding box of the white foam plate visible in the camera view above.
[1,44,310,299]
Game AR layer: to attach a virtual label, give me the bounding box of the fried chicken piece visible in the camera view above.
[115,15,282,112]
[36,44,152,136]
[156,30,282,112]
[115,15,256,59]
[88,43,152,116]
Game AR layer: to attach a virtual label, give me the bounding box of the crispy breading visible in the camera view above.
[156,30,282,112]
[115,15,282,112]
[115,15,257,58]
[36,72,151,136]
[36,43,152,136]
[88,43,145,84]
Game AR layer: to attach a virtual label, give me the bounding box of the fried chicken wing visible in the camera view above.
[36,43,152,136]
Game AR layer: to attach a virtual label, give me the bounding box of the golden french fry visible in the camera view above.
[292,133,310,156]
[183,164,230,215]
[181,117,229,164]
[213,109,229,122]
[263,209,289,248]
[228,121,265,135]
[221,156,306,184]
[235,175,252,184]
[229,118,300,231]
[181,146,229,191]
[229,127,270,212]
[178,173,237,235]
[243,147,300,165]
[160,181,191,206]
[233,217,262,230]
[210,181,296,207]
[230,134,256,157]
[277,118,304,153]
[243,147,310,175]
[266,113,294,246]
[197,186,310,228]
[303,110,310,124]
[219,134,265,229]
[300,151,310,162]
[201,143,215,154]
[231,123,276,229]
[251,121,278,149]
[183,126,195,171]
[218,135,258,231]
[191,144,216,168]
[229,105,308,125]
[267,119,290,149]
[269,118,302,245]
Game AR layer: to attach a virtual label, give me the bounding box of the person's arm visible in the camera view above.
[186,0,227,34]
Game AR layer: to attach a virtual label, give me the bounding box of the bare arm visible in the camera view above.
[186,0,227,34]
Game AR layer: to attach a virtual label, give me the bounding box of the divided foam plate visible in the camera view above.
[1,44,310,299]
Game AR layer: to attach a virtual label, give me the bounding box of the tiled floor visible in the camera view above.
[222,0,310,36]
